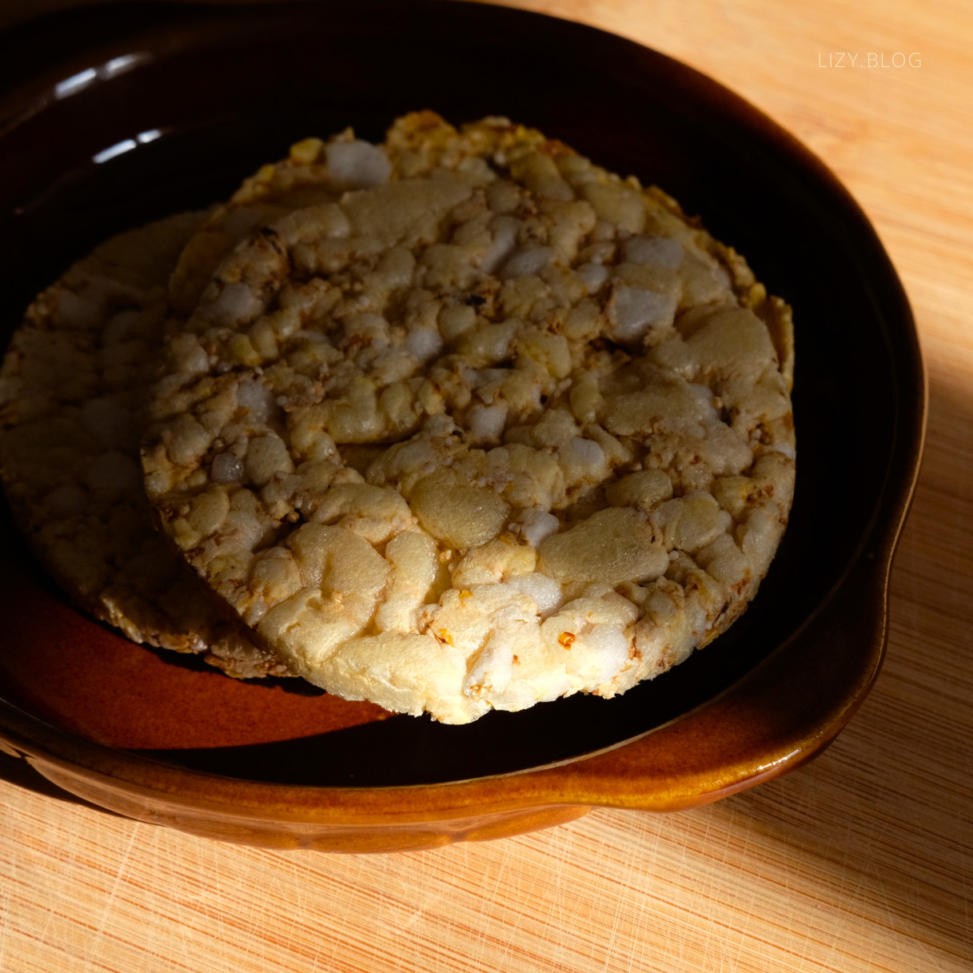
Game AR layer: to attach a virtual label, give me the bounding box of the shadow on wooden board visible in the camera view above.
[715,374,973,968]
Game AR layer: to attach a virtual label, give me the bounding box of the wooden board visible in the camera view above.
[1,1,971,970]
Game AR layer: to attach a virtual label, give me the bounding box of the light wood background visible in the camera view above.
[2,1,972,970]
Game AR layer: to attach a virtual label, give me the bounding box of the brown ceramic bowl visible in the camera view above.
[0,1,925,851]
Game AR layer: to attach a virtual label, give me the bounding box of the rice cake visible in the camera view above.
[0,125,399,678]
[144,112,796,722]
[0,213,290,678]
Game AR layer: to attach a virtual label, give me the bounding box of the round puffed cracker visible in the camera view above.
[0,213,291,678]
[1,129,422,679]
[145,112,796,723]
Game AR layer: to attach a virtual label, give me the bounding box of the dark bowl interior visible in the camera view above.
[0,1,908,787]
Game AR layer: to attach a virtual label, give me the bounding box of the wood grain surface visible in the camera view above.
[1,0,971,970]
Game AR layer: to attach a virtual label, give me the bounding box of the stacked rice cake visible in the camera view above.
[0,125,388,678]
[143,112,795,723]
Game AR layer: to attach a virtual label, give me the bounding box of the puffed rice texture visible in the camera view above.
[144,112,796,722]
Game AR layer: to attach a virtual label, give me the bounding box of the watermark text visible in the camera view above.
[818,52,921,68]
